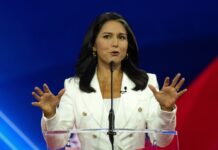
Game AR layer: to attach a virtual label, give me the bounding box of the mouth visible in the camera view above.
[110,51,119,56]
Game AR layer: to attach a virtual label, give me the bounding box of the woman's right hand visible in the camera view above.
[32,83,65,119]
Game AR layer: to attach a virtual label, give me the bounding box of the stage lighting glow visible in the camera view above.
[0,110,39,150]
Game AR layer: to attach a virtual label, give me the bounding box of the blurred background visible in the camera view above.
[0,0,217,149]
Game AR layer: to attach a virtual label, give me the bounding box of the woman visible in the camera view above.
[32,12,187,150]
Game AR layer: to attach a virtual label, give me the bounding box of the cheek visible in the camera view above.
[121,43,128,53]
[95,39,109,50]
[120,48,128,60]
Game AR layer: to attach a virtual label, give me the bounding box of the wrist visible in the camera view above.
[160,105,175,112]
[44,111,56,119]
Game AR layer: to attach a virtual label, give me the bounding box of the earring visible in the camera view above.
[125,53,128,59]
[92,51,97,57]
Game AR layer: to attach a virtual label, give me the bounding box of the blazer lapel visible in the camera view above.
[81,72,109,128]
[115,73,139,129]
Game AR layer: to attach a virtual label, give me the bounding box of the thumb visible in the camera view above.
[57,88,65,100]
[148,84,157,95]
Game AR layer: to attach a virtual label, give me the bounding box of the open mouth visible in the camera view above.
[110,51,119,56]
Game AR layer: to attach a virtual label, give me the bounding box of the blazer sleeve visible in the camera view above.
[146,74,177,147]
[41,78,76,149]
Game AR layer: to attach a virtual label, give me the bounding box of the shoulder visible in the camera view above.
[64,77,80,91]
[147,73,158,83]
[147,72,159,89]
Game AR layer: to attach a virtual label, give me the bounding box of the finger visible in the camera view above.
[31,101,41,107]
[34,87,44,96]
[148,84,157,95]
[162,77,170,88]
[175,77,185,91]
[43,83,51,93]
[177,88,188,97]
[170,73,181,87]
[57,88,65,100]
[32,92,41,101]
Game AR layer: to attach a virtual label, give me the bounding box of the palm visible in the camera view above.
[32,83,65,118]
[149,73,187,111]
[155,86,178,108]
[39,93,59,113]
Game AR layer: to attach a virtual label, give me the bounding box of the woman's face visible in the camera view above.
[93,20,128,67]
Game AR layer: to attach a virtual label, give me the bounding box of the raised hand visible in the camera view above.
[32,83,65,118]
[148,73,187,111]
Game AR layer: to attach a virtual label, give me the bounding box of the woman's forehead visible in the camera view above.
[99,20,127,34]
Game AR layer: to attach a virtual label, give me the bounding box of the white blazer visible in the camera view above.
[42,72,176,150]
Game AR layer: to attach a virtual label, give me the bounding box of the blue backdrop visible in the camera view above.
[0,0,217,149]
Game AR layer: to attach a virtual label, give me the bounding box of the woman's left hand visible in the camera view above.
[149,73,187,111]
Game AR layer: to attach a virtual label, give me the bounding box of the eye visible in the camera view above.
[119,35,127,40]
[103,34,111,39]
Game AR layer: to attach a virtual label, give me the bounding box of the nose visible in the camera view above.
[112,37,118,47]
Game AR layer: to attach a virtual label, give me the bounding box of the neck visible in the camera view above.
[97,63,123,99]
[97,63,122,80]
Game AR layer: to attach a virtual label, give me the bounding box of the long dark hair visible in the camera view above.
[75,12,148,93]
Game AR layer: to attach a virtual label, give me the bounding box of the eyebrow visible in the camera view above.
[101,32,127,35]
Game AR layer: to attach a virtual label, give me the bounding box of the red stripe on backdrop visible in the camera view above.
[176,57,218,150]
